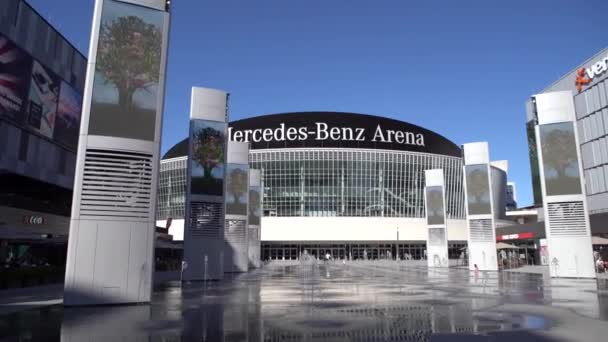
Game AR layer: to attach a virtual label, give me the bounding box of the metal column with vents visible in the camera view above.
[462,142,498,271]
[532,91,596,278]
[248,169,262,269]
[64,0,171,305]
[425,169,449,267]
[224,141,250,273]
[182,87,230,281]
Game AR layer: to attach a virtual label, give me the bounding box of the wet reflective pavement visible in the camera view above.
[1,262,608,341]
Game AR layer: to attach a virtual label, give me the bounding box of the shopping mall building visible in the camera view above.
[158,112,480,260]
[0,0,86,265]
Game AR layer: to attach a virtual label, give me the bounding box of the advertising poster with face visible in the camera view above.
[465,164,492,215]
[88,0,165,141]
[226,164,248,216]
[0,34,33,123]
[54,81,82,150]
[248,186,262,226]
[540,122,582,196]
[26,61,60,139]
[426,186,445,225]
[190,120,225,196]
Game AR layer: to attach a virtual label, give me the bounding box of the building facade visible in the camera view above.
[158,112,469,260]
[527,47,608,235]
[0,0,86,244]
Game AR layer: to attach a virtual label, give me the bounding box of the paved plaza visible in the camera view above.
[1,262,608,341]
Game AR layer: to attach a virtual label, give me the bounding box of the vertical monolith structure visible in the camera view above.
[225,141,250,273]
[64,0,171,305]
[531,91,595,278]
[248,169,262,269]
[183,87,229,281]
[462,142,498,271]
[425,169,448,267]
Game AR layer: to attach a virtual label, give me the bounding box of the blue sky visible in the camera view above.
[29,0,608,206]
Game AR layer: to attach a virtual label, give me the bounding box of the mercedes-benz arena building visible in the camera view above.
[157,112,468,260]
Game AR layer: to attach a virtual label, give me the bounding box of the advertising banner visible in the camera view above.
[465,164,491,215]
[54,81,83,150]
[539,122,582,196]
[0,34,33,123]
[26,61,60,139]
[88,0,166,141]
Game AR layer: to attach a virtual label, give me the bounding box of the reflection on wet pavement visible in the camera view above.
[1,262,608,341]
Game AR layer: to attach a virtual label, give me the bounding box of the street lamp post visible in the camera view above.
[396,226,400,261]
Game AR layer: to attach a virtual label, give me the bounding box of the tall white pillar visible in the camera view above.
[182,87,229,281]
[224,141,250,273]
[425,169,448,267]
[532,91,595,278]
[64,0,171,305]
[248,169,262,269]
[462,142,498,271]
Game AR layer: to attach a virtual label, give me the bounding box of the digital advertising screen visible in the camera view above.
[88,0,166,141]
[26,61,60,139]
[426,186,445,225]
[0,33,33,123]
[54,81,83,150]
[540,122,582,196]
[226,164,249,216]
[428,227,446,246]
[248,186,262,226]
[189,119,226,197]
[465,164,492,215]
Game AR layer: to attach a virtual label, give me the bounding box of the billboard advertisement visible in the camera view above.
[0,33,33,123]
[54,81,83,150]
[465,164,491,215]
[226,164,248,216]
[248,186,262,226]
[26,61,60,139]
[539,122,582,196]
[190,119,226,196]
[425,186,444,225]
[88,0,165,141]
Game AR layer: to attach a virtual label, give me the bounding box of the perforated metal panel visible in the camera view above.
[469,219,493,242]
[226,219,247,243]
[547,201,587,237]
[79,148,153,219]
[189,201,222,237]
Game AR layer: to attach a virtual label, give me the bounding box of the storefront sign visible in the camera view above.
[496,232,534,241]
[575,53,608,92]
[228,112,462,157]
[22,216,46,225]
[229,122,424,146]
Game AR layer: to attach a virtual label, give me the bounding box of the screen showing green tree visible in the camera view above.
[429,227,446,246]
[426,186,444,225]
[540,122,582,196]
[190,120,225,196]
[465,164,491,215]
[226,164,249,216]
[88,0,165,141]
[248,186,262,226]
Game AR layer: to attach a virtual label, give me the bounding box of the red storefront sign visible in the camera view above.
[496,232,534,241]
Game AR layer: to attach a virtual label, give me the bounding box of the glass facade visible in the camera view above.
[157,148,465,220]
[260,241,467,261]
[157,157,187,220]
